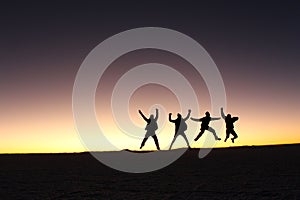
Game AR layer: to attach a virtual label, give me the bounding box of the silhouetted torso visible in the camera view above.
[179,118,187,133]
[225,117,238,129]
[200,116,211,130]
[170,117,187,135]
[145,118,158,131]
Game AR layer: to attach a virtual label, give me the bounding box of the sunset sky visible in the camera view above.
[1,1,300,153]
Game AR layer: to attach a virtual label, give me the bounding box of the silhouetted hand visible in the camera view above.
[138,110,142,114]
[169,113,172,116]
[188,109,191,113]
[156,108,158,112]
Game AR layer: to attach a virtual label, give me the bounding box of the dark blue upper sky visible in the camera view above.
[1,0,299,85]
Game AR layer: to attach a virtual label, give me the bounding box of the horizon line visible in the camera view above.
[1,142,299,155]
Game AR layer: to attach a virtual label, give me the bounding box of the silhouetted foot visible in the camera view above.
[216,138,221,141]
[224,138,227,142]
[231,138,234,143]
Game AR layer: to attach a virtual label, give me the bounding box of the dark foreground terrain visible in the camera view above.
[0,144,299,200]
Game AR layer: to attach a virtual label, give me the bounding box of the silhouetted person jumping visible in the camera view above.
[169,109,191,150]
[191,111,221,141]
[221,107,239,143]
[139,109,160,150]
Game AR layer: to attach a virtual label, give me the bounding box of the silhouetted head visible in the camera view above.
[227,114,231,118]
[150,114,154,119]
[205,111,210,117]
[177,113,182,119]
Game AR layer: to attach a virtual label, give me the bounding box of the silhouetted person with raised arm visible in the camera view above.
[139,109,160,150]
[191,111,221,141]
[221,107,239,143]
[169,109,191,150]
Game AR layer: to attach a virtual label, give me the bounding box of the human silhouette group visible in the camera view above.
[139,107,239,150]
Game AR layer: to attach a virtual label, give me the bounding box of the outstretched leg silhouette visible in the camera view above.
[152,135,160,150]
[140,137,148,149]
[169,135,178,150]
[224,129,238,143]
[181,134,191,148]
[208,127,221,140]
[194,130,205,141]
[169,134,190,150]
[195,128,221,141]
[230,130,238,143]
[224,130,230,142]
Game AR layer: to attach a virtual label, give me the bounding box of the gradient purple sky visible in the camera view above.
[1,1,300,152]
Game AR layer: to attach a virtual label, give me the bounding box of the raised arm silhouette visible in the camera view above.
[169,109,191,150]
[191,111,221,141]
[221,107,239,143]
[139,109,160,150]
